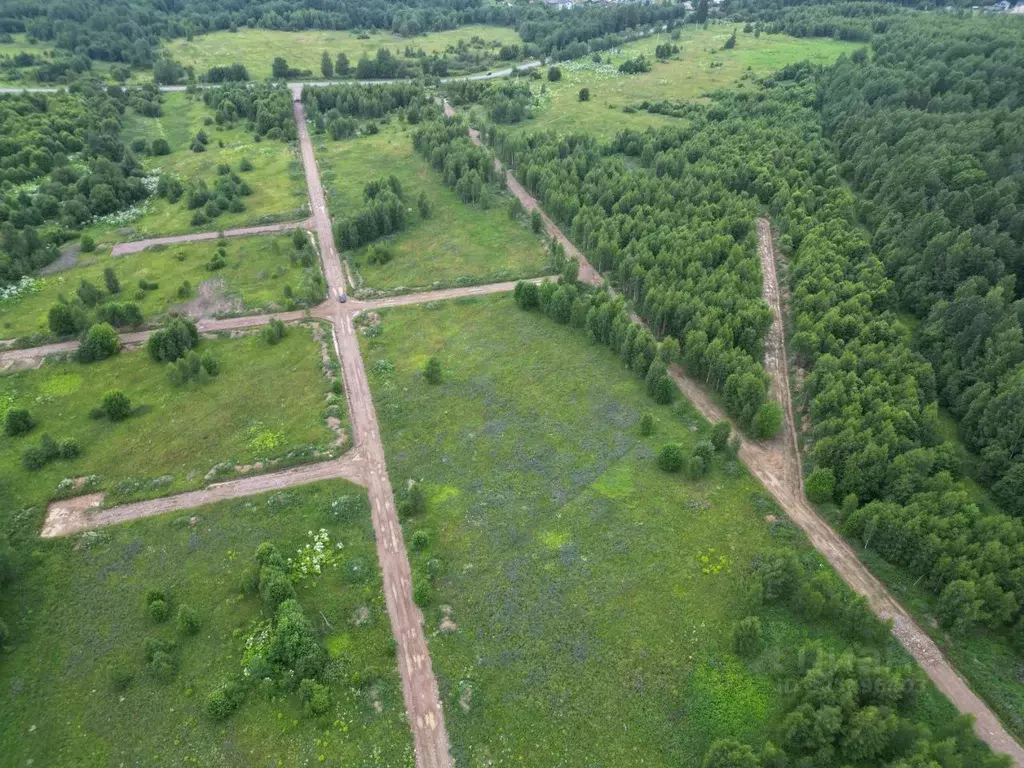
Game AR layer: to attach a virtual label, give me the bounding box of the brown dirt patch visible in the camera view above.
[175,278,242,319]
[42,492,105,538]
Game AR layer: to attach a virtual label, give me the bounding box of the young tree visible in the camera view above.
[531,209,543,234]
[733,616,763,656]
[78,323,121,362]
[101,389,132,421]
[752,401,783,439]
[335,53,350,77]
[547,66,561,82]
[578,88,590,102]
[657,443,684,472]
[805,467,836,504]
[80,235,96,253]
[4,409,35,437]
[639,412,654,436]
[417,191,432,219]
[103,267,120,294]
[320,51,333,79]
[271,57,290,79]
[711,421,731,452]
[723,29,737,50]
[76,279,102,307]
[424,357,442,384]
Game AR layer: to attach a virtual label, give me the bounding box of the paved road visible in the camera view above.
[111,220,309,255]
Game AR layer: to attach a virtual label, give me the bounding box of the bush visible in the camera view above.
[530,209,543,234]
[259,566,296,611]
[424,357,442,384]
[239,565,260,596]
[639,412,654,436]
[711,421,731,452]
[78,322,121,362]
[687,453,709,479]
[76,279,101,307]
[239,157,253,172]
[57,437,80,460]
[652,375,675,405]
[299,678,331,716]
[413,577,433,607]
[149,599,170,622]
[547,66,561,81]
[262,318,287,345]
[151,138,170,155]
[399,483,426,517]
[751,401,783,439]
[578,87,590,101]
[4,409,35,437]
[200,351,220,377]
[733,616,763,656]
[657,443,684,472]
[177,605,200,635]
[80,235,96,252]
[101,389,132,421]
[48,302,88,336]
[22,434,61,471]
[205,680,244,720]
[103,267,120,294]
[109,667,133,692]
[148,317,199,362]
[411,530,429,551]
[805,467,836,503]
[0,617,8,647]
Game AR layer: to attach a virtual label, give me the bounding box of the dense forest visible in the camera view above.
[0,82,154,282]
[485,121,778,435]
[460,22,1024,674]
[817,16,1024,515]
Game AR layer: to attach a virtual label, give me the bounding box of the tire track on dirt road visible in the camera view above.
[294,98,453,768]
[443,116,1024,763]
[110,220,311,256]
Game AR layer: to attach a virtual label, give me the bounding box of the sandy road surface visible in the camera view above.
[0,311,309,366]
[41,451,369,538]
[294,99,453,768]
[111,220,309,256]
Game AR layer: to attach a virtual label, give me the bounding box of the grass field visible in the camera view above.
[0,481,414,767]
[0,326,336,528]
[166,25,524,80]
[0,33,53,84]
[86,92,307,243]
[314,124,548,292]
[0,234,322,341]
[358,295,978,764]
[510,27,858,138]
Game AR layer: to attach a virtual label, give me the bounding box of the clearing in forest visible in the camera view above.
[358,295,991,765]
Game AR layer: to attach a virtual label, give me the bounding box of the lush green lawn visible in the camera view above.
[314,124,548,293]
[166,25,524,80]
[0,481,414,767]
[0,234,322,341]
[0,325,337,527]
[358,295,972,765]
[511,27,859,138]
[88,92,307,244]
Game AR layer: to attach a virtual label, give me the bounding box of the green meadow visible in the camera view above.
[314,123,548,293]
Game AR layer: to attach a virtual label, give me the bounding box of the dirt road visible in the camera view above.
[0,311,309,366]
[40,451,369,538]
[111,220,310,256]
[294,99,453,768]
